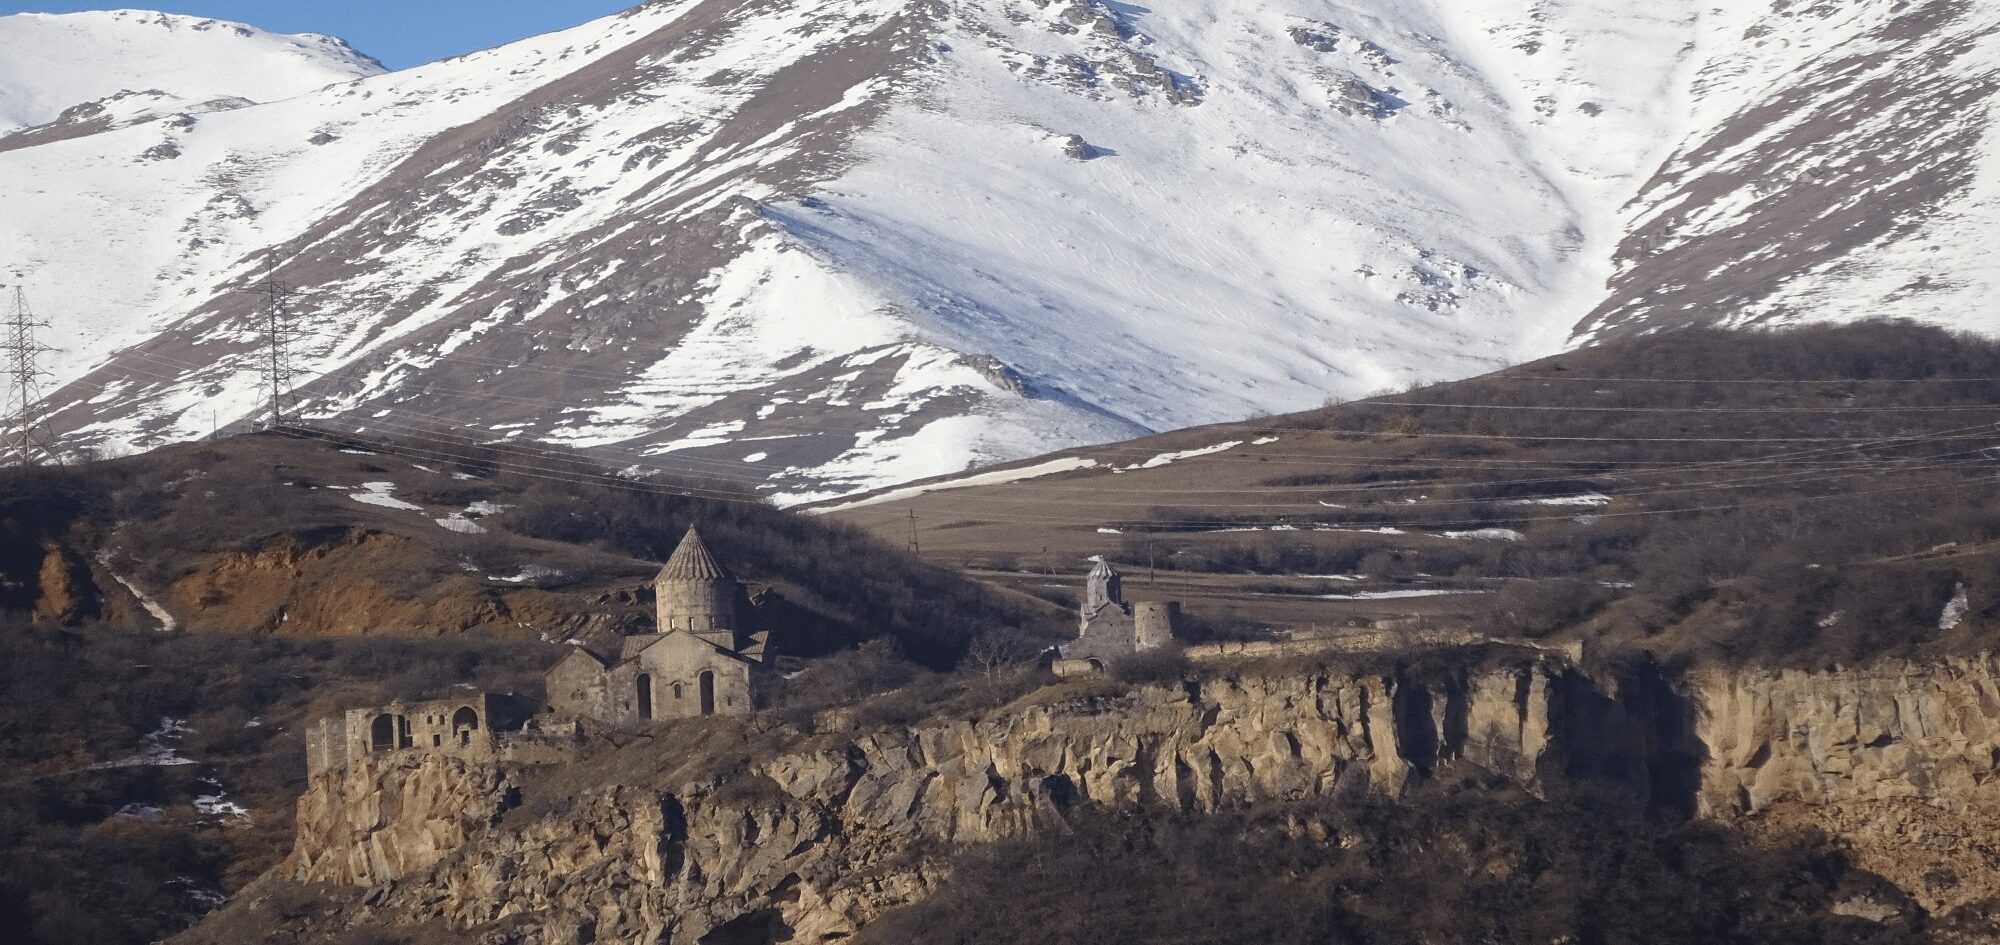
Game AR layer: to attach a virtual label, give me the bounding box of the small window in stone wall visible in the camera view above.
[433,734,442,747]
[673,683,683,699]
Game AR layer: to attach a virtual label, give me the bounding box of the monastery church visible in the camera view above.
[307,530,1191,775]
[547,527,771,722]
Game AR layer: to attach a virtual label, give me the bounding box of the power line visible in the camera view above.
[2,283,60,466]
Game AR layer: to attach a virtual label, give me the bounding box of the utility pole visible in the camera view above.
[238,252,305,430]
[906,508,921,556]
[2,283,59,466]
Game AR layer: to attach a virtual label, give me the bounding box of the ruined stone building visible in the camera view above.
[1057,557,1179,675]
[545,527,771,723]
[306,692,531,775]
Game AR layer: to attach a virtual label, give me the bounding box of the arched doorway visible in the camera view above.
[698,671,716,716]
[451,706,480,746]
[636,673,654,719]
[370,713,396,751]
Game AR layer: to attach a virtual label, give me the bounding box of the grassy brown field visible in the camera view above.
[825,322,2000,665]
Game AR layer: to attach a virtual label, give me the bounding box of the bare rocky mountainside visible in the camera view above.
[8,0,2000,500]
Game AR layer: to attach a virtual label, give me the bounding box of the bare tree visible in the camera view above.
[963,627,1037,682]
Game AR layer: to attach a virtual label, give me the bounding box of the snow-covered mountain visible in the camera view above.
[3,0,1997,502]
[0,10,383,148]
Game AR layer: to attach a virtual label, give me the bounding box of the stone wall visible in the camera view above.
[656,580,736,639]
[307,693,528,775]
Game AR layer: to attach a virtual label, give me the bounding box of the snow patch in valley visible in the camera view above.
[436,513,487,534]
[811,455,1103,513]
[1128,441,1245,470]
[194,777,250,821]
[493,565,563,585]
[1318,589,1486,600]
[90,717,197,769]
[97,552,178,631]
[1510,493,1612,507]
[342,481,422,511]
[1443,528,1526,541]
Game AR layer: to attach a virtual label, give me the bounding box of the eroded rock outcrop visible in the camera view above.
[272,653,2000,941]
[1693,657,2000,909]
[287,754,519,888]
[287,663,1566,943]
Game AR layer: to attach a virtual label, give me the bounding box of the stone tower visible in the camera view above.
[656,526,737,649]
[1083,556,1123,624]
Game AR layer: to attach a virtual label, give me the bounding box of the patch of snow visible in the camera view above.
[97,553,177,631]
[193,778,250,821]
[1939,583,1970,631]
[1510,493,1613,507]
[1318,589,1486,600]
[811,456,1102,513]
[1443,528,1526,541]
[1128,441,1244,471]
[91,717,196,769]
[493,565,562,585]
[345,481,422,511]
[435,513,487,534]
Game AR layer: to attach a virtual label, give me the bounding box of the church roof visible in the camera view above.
[658,526,732,583]
[1088,556,1119,580]
[621,627,756,665]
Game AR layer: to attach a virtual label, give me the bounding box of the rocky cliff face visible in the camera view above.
[1692,657,2000,910]
[268,653,2000,943]
[280,662,1579,943]
[289,755,521,890]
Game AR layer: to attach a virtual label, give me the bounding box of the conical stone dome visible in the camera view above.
[658,526,731,583]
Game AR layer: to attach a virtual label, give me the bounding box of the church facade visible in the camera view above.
[546,527,771,723]
[1059,557,1179,674]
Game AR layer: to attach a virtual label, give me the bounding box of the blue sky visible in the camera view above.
[1,2,640,70]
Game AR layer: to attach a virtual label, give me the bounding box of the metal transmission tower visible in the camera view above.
[239,252,308,429]
[2,284,60,466]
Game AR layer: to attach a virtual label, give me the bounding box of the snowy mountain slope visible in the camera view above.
[1577,0,2000,340]
[5,0,2000,502]
[0,10,383,146]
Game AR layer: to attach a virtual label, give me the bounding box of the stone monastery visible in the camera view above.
[545,526,770,722]
[307,531,1199,774]
[308,527,773,775]
[1054,557,1179,676]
